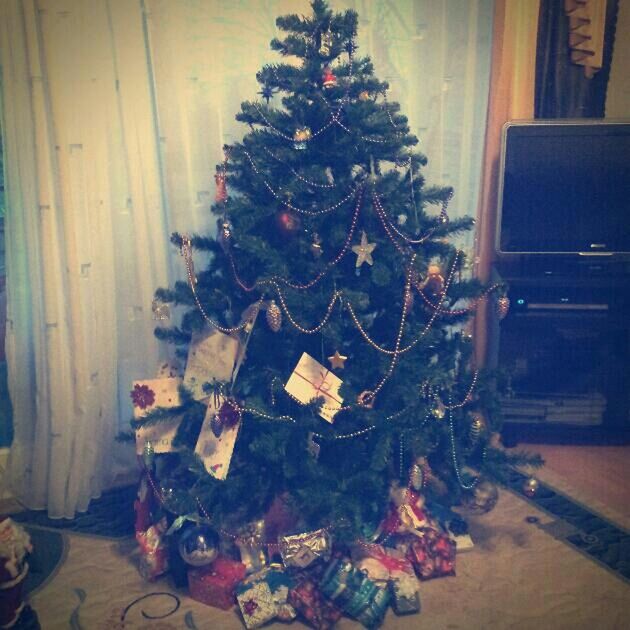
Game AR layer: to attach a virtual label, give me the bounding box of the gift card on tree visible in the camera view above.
[184,329,240,400]
[284,352,343,423]
[195,397,241,480]
[131,377,183,454]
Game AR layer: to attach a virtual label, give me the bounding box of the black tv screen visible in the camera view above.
[496,121,630,255]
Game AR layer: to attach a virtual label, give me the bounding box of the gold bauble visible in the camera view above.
[469,415,486,445]
[522,477,539,498]
[358,90,370,101]
[266,300,282,333]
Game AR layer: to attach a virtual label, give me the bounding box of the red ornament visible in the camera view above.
[214,172,227,203]
[322,65,337,89]
[276,210,301,236]
[130,384,155,410]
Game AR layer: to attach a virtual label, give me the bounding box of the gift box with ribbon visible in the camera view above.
[284,352,343,423]
[288,579,342,630]
[406,528,456,581]
[389,574,421,616]
[319,557,391,629]
[236,579,278,629]
[188,555,247,610]
[351,543,415,583]
[279,528,332,569]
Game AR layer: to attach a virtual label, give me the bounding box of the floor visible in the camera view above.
[523,443,630,528]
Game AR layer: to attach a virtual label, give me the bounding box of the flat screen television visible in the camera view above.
[496,120,630,256]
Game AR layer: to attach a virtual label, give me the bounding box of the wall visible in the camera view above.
[606,0,630,117]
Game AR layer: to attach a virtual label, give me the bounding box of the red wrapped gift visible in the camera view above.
[406,529,456,581]
[188,555,247,610]
[288,579,342,630]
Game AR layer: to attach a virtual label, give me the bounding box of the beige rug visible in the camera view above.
[29,483,630,630]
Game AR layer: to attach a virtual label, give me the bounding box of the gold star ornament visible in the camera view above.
[327,350,347,370]
[352,231,376,267]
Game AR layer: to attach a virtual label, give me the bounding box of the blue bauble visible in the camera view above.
[178,524,220,567]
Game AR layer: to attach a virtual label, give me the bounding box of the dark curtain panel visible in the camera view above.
[535,0,619,118]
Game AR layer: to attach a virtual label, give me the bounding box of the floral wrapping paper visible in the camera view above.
[236,580,278,629]
[288,579,342,630]
[187,556,247,610]
[406,528,456,580]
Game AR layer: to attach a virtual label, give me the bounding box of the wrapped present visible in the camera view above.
[406,529,456,581]
[279,528,331,569]
[240,564,297,622]
[351,544,414,583]
[236,520,267,574]
[195,396,241,480]
[188,555,247,610]
[379,486,435,538]
[285,352,343,422]
[320,557,390,629]
[184,329,240,400]
[132,377,183,454]
[236,579,278,628]
[389,573,421,615]
[289,579,342,630]
[136,517,169,581]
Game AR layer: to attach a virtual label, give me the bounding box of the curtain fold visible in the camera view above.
[473,0,540,366]
[1,0,496,517]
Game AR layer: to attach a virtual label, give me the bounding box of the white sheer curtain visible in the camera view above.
[0,0,493,518]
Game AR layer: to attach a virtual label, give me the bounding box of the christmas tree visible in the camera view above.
[130,0,540,611]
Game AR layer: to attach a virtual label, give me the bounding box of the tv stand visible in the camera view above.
[493,257,630,447]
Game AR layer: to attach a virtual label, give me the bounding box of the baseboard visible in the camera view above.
[0,447,13,500]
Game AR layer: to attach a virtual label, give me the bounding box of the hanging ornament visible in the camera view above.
[310,233,324,258]
[322,64,337,89]
[327,350,347,370]
[319,26,333,57]
[159,483,195,515]
[210,412,223,438]
[358,90,370,101]
[462,332,474,344]
[522,477,540,498]
[431,398,446,419]
[214,172,227,204]
[178,524,220,567]
[438,206,449,225]
[409,458,429,491]
[397,213,408,226]
[266,300,282,333]
[460,480,499,515]
[151,298,170,321]
[293,126,312,150]
[220,219,232,244]
[307,432,321,460]
[420,263,444,296]
[496,295,511,320]
[352,231,376,268]
[469,415,486,446]
[258,84,277,104]
[142,441,155,468]
[276,210,301,237]
[357,390,375,408]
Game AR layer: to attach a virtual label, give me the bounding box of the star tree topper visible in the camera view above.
[352,231,376,267]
